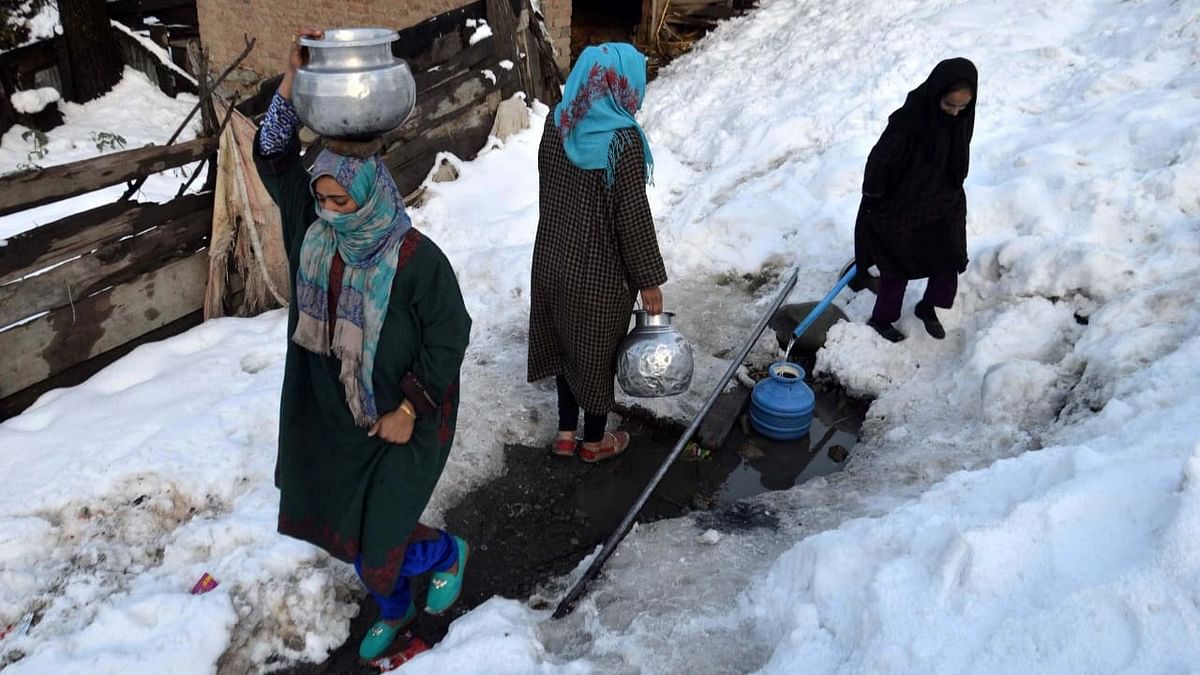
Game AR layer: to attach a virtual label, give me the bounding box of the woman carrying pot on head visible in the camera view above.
[854,57,978,343]
[528,43,668,463]
[254,29,473,662]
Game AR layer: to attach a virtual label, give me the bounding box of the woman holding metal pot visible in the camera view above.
[254,28,472,662]
[527,43,668,463]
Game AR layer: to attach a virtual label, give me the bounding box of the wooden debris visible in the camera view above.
[642,0,758,66]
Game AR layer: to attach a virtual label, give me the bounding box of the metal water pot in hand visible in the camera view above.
[293,28,416,139]
[617,311,694,398]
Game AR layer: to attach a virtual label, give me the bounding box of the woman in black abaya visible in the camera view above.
[854,58,978,342]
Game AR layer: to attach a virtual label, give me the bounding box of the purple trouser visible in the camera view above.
[354,527,459,620]
[870,274,958,324]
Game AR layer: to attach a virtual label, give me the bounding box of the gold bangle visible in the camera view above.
[399,402,416,418]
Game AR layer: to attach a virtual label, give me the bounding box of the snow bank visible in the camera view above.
[9,87,60,115]
[390,0,1200,671]
[1,1,59,52]
[467,19,494,46]
[3,0,1200,671]
[109,20,198,86]
[0,315,359,673]
[0,68,200,241]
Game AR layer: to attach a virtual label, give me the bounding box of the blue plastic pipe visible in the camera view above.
[792,264,857,338]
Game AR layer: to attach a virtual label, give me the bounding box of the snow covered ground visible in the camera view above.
[2,1,59,51]
[1,68,200,242]
[2,0,1199,672]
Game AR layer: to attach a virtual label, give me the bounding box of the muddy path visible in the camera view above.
[277,377,866,674]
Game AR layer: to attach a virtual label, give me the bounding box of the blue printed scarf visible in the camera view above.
[555,42,654,186]
[292,150,412,426]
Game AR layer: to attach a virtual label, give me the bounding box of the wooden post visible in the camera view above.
[485,0,524,99]
[516,7,539,82]
[55,0,124,102]
[0,78,14,138]
[519,0,564,103]
[187,41,216,137]
[52,35,76,106]
[641,0,667,51]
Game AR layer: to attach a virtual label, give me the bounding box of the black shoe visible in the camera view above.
[914,301,945,339]
[867,319,906,343]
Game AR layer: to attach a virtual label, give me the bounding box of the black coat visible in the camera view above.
[855,58,977,280]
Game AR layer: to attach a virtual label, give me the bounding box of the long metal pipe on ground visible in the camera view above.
[552,267,800,619]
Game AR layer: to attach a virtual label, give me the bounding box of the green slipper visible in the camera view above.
[358,601,416,661]
[425,535,469,615]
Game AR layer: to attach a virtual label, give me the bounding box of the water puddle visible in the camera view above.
[716,386,863,502]
[279,373,865,672]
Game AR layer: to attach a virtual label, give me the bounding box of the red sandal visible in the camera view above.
[552,437,578,457]
[579,431,630,463]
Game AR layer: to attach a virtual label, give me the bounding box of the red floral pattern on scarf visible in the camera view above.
[558,63,641,138]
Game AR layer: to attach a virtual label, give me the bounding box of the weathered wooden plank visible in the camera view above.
[386,90,501,167]
[385,92,500,195]
[413,38,496,93]
[521,0,564,102]
[0,308,203,421]
[0,204,210,327]
[698,385,752,449]
[508,1,543,101]
[485,0,523,99]
[0,38,58,90]
[515,5,544,99]
[393,0,484,70]
[0,137,216,217]
[668,0,734,7]
[0,192,212,285]
[0,251,208,399]
[641,0,667,44]
[383,58,514,149]
[236,73,284,118]
[106,0,197,20]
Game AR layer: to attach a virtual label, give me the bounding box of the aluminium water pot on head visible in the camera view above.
[293,28,416,139]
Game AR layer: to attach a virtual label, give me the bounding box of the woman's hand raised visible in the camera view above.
[279,27,324,100]
[288,28,324,73]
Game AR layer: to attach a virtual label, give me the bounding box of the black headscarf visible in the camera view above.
[886,57,978,182]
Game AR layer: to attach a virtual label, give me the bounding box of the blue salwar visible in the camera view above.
[354,528,459,619]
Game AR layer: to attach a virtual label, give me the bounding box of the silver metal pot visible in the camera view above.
[293,28,416,139]
[616,311,694,398]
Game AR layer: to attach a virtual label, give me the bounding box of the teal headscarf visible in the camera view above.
[554,42,654,186]
[292,150,412,427]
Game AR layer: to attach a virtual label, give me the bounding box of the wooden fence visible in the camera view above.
[240,0,562,198]
[0,6,200,140]
[378,0,561,193]
[0,0,561,420]
[0,141,216,418]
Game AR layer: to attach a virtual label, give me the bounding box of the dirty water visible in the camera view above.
[277,370,865,673]
[716,385,864,502]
